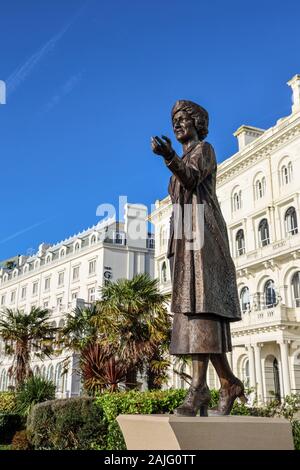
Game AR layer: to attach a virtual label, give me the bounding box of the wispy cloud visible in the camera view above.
[44,71,83,113]
[6,2,88,97]
[0,218,54,245]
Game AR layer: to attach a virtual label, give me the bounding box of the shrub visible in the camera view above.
[94,389,188,450]
[0,413,24,444]
[11,430,31,450]
[16,375,56,416]
[0,392,17,413]
[27,397,107,450]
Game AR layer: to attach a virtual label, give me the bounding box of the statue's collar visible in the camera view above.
[182,141,203,158]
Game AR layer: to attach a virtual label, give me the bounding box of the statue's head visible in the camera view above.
[171,100,209,143]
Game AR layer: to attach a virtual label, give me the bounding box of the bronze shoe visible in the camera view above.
[174,385,211,417]
[210,378,247,416]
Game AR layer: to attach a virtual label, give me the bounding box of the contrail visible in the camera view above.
[6,2,88,96]
[0,218,54,245]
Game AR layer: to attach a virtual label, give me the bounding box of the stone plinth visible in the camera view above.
[117,414,294,450]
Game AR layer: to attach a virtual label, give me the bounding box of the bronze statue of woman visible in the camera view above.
[151,100,247,416]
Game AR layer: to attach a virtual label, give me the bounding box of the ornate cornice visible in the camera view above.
[217,119,300,186]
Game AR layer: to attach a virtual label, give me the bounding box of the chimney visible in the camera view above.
[233,125,265,151]
[287,74,300,114]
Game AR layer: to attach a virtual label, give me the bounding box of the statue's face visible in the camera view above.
[172,110,198,143]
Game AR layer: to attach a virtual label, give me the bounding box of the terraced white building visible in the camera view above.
[0,203,154,396]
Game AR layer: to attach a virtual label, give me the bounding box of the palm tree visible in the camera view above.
[63,303,98,352]
[94,273,172,389]
[0,307,57,388]
[63,274,172,393]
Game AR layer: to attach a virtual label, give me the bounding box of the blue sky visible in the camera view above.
[0,0,299,260]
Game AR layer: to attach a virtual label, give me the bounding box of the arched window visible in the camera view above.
[240,286,250,312]
[292,271,300,307]
[60,249,66,258]
[281,161,293,186]
[255,176,266,200]
[47,364,54,382]
[74,243,80,252]
[55,363,63,392]
[91,235,97,245]
[272,358,281,401]
[46,255,51,264]
[232,190,242,212]
[55,363,66,393]
[161,261,167,283]
[264,280,276,308]
[285,207,298,235]
[258,218,270,246]
[236,229,245,256]
[40,365,46,379]
[160,227,167,249]
[242,359,250,386]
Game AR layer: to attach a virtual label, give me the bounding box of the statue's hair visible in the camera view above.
[171,100,209,141]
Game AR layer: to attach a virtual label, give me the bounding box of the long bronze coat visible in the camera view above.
[166,140,241,322]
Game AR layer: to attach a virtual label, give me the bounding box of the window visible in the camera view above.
[236,229,245,256]
[258,218,270,246]
[88,287,95,303]
[281,161,293,186]
[44,277,51,291]
[285,207,298,236]
[292,271,300,307]
[46,255,51,264]
[72,266,80,281]
[32,282,38,295]
[232,190,242,212]
[114,232,125,245]
[255,177,266,200]
[161,261,167,283]
[240,287,250,312]
[10,291,16,304]
[264,280,276,308]
[57,297,63,309]
[89,259,96,275]
[58,272,65,286]
[91,235,97,245]
[60,249,66,258]
[47,364,54,382]
[148,238,155,249]
[74,243,80,252]
[43,301,49,309]
[160,227,167,248]
[21,286,27,300]
[1,295,6,306]
[71,291,78,300]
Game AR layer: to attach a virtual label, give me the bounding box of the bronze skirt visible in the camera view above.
[169,312,232,355]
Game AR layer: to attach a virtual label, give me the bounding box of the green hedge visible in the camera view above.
[95,389,188,450]
[27,397,107,450]
[0,392,17,413]
[0,413,24,444]
[25,389,300,450]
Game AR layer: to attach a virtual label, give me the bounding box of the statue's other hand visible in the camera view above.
[151,135,174,160]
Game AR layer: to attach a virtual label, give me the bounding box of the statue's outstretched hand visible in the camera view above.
[151,135,174,161]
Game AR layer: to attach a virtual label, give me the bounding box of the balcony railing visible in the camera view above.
[231,304,299,330]
[234,232,300,268]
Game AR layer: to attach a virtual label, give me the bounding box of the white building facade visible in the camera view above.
[0,203,154,396]
[150,75,300,403]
